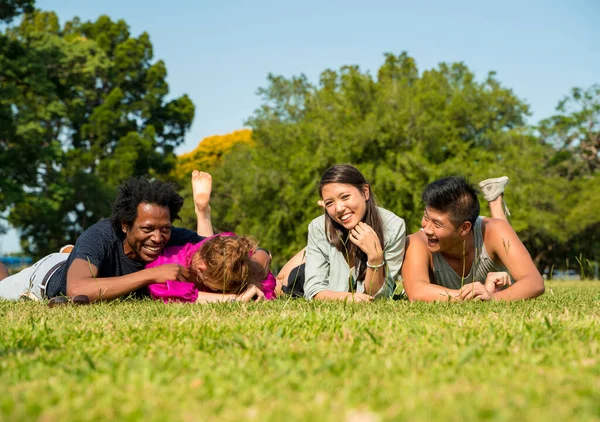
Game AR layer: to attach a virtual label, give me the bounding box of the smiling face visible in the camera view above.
[321,183,369,230]
[122,203,172,263]
[421,207,470,253]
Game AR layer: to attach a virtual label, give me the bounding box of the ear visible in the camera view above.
[362,184,370,201]
[122,223,129,234]
[459,221,472,236]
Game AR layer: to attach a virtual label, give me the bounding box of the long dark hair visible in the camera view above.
[319,164,385,282]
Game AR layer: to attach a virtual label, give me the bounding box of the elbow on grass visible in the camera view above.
[534,281,546,298]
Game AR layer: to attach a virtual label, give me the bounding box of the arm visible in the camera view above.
[303,220,335,300]
[66,259,189,301]
[366,216,406,299]
[401,233,461,302]
[484,219,545,300]
[303,219,362,301]
[195,291,236,303]
[195,285,265,304]
[351,221,386,297]
[314,290,372,302]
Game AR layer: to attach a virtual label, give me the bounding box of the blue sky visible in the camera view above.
[1,0,598,253]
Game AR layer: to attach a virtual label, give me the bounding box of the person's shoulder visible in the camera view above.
[168,226,202,246]
[407,230,428,247]
[481,217,513,233]
[308,214,326,230]
[377,207,406,231]
[307,214,327,239]
[481,217,516,246]
[79,219,117,242]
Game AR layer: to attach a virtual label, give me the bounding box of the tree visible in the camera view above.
[539,84,600,178]
[535,84,600,272]
[208,53,558,268]
[0,0,34,22]
[172,129,253,186]
[2,10,194,257]
[0,0,48,232]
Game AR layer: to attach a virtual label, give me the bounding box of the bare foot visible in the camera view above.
[192,170,212,214]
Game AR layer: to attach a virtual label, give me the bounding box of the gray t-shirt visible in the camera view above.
[46,219,202,298]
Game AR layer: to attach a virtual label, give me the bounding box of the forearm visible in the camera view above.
[195,209,214,237]
[405,281,460,302]
[195,291,236,304]
[67,271,152,301]
[313,290,354,301]
[363,267,385,297]
[492,277,545,301]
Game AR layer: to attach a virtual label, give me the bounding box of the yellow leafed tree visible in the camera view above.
[172,129,254,185]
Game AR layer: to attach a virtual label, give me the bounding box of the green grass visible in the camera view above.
[1,281,599,421]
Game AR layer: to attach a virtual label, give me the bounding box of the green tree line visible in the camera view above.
[1,2,193,256]
[1,2,598,275]
[192,56,599,274]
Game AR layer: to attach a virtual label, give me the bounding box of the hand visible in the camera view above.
[348,222,383,262]
[344,292,373,303]
[484,272,511,293]
[459,282,492,301]
[147,264,190,284]
[236,284,266,303]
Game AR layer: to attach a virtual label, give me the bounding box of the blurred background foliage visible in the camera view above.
[1,1,598,275]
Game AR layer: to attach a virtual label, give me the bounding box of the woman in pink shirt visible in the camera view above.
[146,233,276,303]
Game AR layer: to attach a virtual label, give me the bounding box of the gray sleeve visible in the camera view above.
[303,219,332,299]
[373,212,406,300]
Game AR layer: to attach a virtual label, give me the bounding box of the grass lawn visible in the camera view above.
[1,281,599,421]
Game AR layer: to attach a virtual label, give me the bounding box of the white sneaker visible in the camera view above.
[19,291,41,301]
[479,176,509,202]
[59,244,74,253]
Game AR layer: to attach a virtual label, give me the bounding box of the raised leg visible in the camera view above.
[191,170,214,237]
[479,176,510,223]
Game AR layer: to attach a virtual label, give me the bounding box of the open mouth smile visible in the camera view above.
[339,213,353,223]
[143,245,162,254]
[426,237,439,247]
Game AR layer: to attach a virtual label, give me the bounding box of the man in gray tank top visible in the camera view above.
[402,176,544,301]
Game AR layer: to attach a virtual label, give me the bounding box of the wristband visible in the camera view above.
[366,260,385,269]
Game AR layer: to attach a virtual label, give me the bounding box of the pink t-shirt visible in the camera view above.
[146,233,276,303]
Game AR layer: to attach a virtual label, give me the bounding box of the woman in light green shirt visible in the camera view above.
[278,165,406,302]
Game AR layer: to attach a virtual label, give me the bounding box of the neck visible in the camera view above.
[441,230,475,261]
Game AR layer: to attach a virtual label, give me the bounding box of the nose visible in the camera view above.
[335,201,345,214]
[150,230,162,243]
[422,219,433,235]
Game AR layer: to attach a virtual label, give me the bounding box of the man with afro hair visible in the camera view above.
[0,171,215,302]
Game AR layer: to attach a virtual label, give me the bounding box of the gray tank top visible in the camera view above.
[432,217,507,289]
